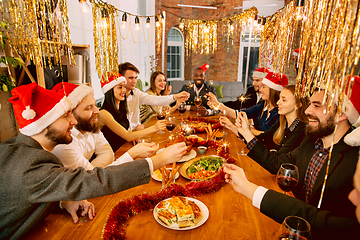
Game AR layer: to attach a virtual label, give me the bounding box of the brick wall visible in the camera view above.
[156,0,295,84]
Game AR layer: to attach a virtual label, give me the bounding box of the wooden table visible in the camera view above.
[24,111,282,239]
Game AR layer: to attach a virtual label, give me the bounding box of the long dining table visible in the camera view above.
[24,110,284,240]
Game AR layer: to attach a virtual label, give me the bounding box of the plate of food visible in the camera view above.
[156,149,197,163]
[152,168,180,182]
[179,155,225,180]
[153,196,209,230]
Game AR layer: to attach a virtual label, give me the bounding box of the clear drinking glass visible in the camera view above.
[166,116,177,139]
[276,163,299,195]
[278,216,311,240]
[156,106,166,134]
[178,102,186,123]
[194,96,202,116]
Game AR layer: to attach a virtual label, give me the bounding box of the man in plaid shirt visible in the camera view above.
[224,89,360,239]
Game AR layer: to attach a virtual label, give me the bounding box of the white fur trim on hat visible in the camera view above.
[262,78,284,91]
[22,106,36,120]
[20,97,72,136]
[344,127,360,147]
[68,85,94,109]
[252,71,267,79]
[102,76,127,94]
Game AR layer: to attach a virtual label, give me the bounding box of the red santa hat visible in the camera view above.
[199,63,209,73]
[8,82,72,136]
[52,82,94,109]
[252,67,270,79]
[262,72,288,91]
[101,72,127,94]
[343,75,360,146]
[293,48,303,57]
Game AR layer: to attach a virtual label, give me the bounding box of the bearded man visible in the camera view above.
[224,88,360,239]
[52,82,159,170]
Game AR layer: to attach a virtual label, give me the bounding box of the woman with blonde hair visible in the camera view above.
[222,85,309,155]
[140,71,183,123]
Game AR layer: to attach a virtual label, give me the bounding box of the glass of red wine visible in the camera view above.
[166,116,176,139]
[276,163,299,194]
[278,216,311,240]
[178,102,186,123]
[156,106,166,134]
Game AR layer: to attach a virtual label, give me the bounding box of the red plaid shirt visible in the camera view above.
[303,139,330,203]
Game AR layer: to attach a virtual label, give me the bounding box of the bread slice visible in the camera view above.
[178,219,195,228]
[157,210,176,226]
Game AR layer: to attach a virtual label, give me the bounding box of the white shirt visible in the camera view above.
[52,128,133,170]
[127,88,175,129]
[252,186,269,209]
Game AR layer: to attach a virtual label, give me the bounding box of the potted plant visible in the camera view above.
[0,21,22,92]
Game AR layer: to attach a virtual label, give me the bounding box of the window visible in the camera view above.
[167,28,184,80]
[238,29,261,90]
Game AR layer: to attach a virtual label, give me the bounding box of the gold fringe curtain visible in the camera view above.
[0,0,75,69]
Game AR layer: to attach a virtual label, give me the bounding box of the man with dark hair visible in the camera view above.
[178,63,219,116]
[118,62,189,130]
[224,89,360,239]
[0,83,187,239]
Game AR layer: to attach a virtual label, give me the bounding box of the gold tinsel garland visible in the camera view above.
[180,7,258,56]
[0,0,75,71]
[90,0,118,80]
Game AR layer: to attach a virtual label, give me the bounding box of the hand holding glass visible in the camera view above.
[156,107,166,134]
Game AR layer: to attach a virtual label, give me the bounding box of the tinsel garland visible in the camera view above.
[102,138,236,240]
[90,0,118,78]
[180,7,258,56]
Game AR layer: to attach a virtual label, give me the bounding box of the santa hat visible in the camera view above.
[262,72,288,91]
[343,75,360,146]
[199,63,209,74]
[252,67,270,79]
[293,48,303,57]
[52,82,94,109]
[101,72,127,94]
[8,82,72,136]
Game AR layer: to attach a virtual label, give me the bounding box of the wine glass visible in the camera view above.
[276,163,299,194]
[76,206,90,223]
[178,102,186,122]
[166,116,176,139]
[138,135,151,143]
[278,216,311,240]
[220,109,228,136]
[156,106,166,134]
[194,96,202,116]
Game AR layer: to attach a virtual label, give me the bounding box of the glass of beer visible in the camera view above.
[194,96,202,116]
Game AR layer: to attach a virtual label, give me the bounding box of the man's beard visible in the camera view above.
[195,81,203,89]
[305,113,336,139]
[73,112,103,133]
[45,125,72,145]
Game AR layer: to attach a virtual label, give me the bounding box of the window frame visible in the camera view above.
[167,27,185,81]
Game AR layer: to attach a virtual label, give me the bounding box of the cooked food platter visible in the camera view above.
[179,155,226,180]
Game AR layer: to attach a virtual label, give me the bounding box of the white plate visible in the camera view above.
[156,149,197,163]
[151,168,180,182]
[153,197,209,230]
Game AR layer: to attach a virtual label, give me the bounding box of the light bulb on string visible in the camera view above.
[79,0,90,13]
[121,12,127,30]
[100,8,109,30]
[253,15,258,27]
[179,18,184,30]
[295,0,305,21]
[135,16,140,31]
[155,16,160,27]
[204,22,209,33]
[160,12,165,23]
[146,17,150,28]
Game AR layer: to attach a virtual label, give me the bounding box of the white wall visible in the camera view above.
[67,0,156,99]
[243,0,284,16]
